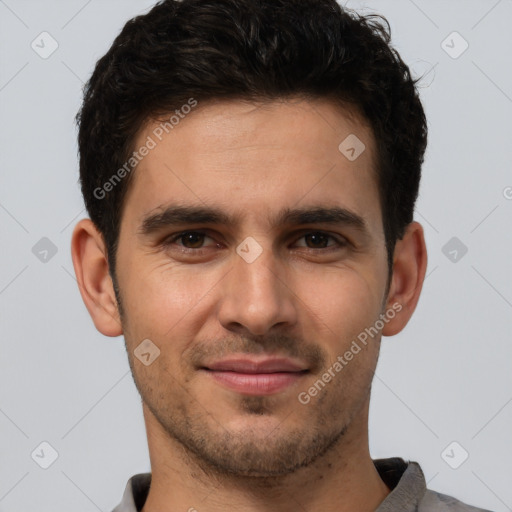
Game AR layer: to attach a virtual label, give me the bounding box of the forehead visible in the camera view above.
[121,98,382,234]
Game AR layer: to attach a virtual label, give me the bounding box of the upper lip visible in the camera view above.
[203,357,308,374]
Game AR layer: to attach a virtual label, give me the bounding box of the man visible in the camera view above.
[70,0,492,510]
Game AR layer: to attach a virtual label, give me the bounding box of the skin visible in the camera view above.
[71,98,427,512]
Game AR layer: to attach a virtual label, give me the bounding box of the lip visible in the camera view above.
[204,357,307,373]
[201,357,309,395]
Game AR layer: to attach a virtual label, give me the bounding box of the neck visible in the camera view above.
[141,402,390,512]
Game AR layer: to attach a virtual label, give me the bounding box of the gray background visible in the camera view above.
[0,0,511,510]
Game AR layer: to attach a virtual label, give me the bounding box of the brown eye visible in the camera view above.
[178,232,207,249]
[163,231,216,253]
[294,232,346,250]
[304,233,330,248]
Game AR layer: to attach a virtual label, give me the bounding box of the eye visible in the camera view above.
[163,231,218,253]
[293,231,347,251]
[162,230,348,256]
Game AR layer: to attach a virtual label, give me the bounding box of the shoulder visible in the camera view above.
[111,473,151,512]
[373,458,495,512]
[419,489,495,512]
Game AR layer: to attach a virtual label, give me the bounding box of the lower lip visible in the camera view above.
[203,370,307,395]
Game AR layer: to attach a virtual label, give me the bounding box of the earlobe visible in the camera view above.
[71,218,123,337]
[381,221,428,337]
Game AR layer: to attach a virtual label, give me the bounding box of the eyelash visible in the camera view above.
[162,230,348,255]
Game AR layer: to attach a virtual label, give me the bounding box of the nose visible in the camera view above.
[217,243,298,336]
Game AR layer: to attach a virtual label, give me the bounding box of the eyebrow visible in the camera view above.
[138,204,369,237]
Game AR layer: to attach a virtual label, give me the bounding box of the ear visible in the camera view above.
[71,218,123,337]
[382,221,427,336]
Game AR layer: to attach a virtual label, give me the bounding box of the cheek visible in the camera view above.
[297,266,384,342]
[310,274,382,401]
[120,261,221,342]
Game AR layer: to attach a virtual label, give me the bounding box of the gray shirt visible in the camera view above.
[112,457,493,512]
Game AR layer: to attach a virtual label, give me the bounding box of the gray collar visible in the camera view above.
[112,458,426,512]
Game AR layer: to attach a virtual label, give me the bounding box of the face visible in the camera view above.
[114,98,391,477]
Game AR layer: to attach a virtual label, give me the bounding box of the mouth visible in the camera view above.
[200,357,309,396]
